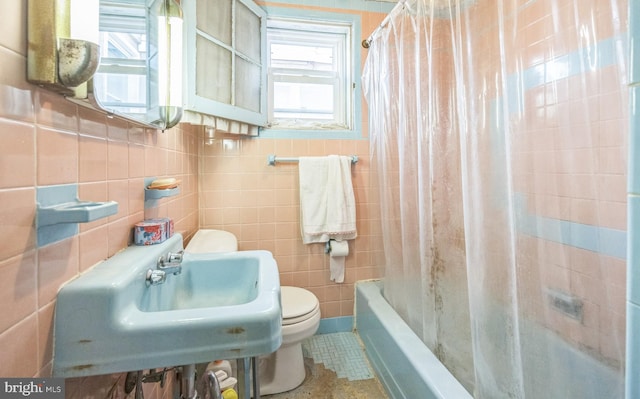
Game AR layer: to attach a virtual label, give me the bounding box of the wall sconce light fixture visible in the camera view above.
[27,0,101,98]
[153,0,184,129]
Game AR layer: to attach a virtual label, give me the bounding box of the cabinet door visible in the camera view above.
[184,0,267,126]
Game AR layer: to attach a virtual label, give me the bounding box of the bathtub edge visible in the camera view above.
[355,280,473,399]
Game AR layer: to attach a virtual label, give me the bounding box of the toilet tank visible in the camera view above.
[185,229,238,253]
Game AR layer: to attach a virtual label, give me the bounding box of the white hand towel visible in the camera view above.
[298,155,357,244]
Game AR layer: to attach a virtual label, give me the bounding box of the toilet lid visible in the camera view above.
[281,286,319,320]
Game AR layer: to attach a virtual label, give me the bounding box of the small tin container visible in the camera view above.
[134,220,166,245]
[147,217,174,239]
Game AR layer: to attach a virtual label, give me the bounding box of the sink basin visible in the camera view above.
[52,234,282,378]
[141,255,260,312]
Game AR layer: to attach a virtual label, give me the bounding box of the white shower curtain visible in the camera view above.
[363,0,628,397]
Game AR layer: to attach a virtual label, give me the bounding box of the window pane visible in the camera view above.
[99,1,146,34]
[93,72,146,113]
[197,0,232,45]
[235,57,261,112]
[101,32,146,59]
[196,36,232,103]
[96,3,147,116]
[273,82,334,119]
[266,18,352,129]
[270,44,334,72]
[236,2,261,61]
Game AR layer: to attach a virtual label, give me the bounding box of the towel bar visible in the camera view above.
[267,154,358,166]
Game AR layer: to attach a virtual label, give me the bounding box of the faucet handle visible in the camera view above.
[146,269,166,286]
[166,250,184,264]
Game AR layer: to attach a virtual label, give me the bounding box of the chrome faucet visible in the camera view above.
[145,250,184,286]
[157,250,184,275]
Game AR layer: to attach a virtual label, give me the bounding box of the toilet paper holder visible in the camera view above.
[325,239,349,255]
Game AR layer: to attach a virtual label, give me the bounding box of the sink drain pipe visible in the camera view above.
[181,364,197,398]
[236,357,260,399]
[124,357,260,399]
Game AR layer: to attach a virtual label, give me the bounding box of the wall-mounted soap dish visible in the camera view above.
[36,184,119,247]
[144,177,180,207]
[145,186,180,200]
[37,200,119,227]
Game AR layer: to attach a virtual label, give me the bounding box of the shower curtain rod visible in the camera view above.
[267,154,359,166]
[362,0,410,48]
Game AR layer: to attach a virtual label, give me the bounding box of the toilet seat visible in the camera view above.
[281,286,320,326]
[283,304,320,325]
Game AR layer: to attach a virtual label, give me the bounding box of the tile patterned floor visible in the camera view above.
[302,332,375,381]
[264,332,389,398]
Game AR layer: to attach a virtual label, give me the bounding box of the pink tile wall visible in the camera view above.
[199,137,385,319]
[0,1,386,396]
[0,1,198,397]
[475,0,629,366]
[198,2,387,320]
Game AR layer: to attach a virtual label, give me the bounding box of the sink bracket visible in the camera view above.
[143,368,170,386]
[124,368,171,395]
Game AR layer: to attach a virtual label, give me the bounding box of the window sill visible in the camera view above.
[259,127,365,140]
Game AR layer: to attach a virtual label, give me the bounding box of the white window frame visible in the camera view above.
[183,0,268,127]
[266,18,353,131]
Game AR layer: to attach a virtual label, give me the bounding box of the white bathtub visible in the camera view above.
[355,280,472,399]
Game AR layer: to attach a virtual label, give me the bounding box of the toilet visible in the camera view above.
[258,285,320,395]
[185,230,321,396]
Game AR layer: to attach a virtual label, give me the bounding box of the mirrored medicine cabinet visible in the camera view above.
[28,0,184,130]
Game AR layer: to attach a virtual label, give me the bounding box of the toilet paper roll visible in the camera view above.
[329,240,349,283]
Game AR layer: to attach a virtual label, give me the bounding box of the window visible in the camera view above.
[266,18,353,130]
[94,1,148,115]
[183,0,267,127]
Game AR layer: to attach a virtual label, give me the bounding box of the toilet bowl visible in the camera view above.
[185,230,321,395]
[258,285,321,396]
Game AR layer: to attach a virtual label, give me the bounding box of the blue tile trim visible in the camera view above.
[507,35,625,101]
[515,199,627,260]
[628,1,640,395]
[317,316,354,334]
[496,35,629,259]
[630,87,640,194]
[627,196,640,305]
[627,302,640,399]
